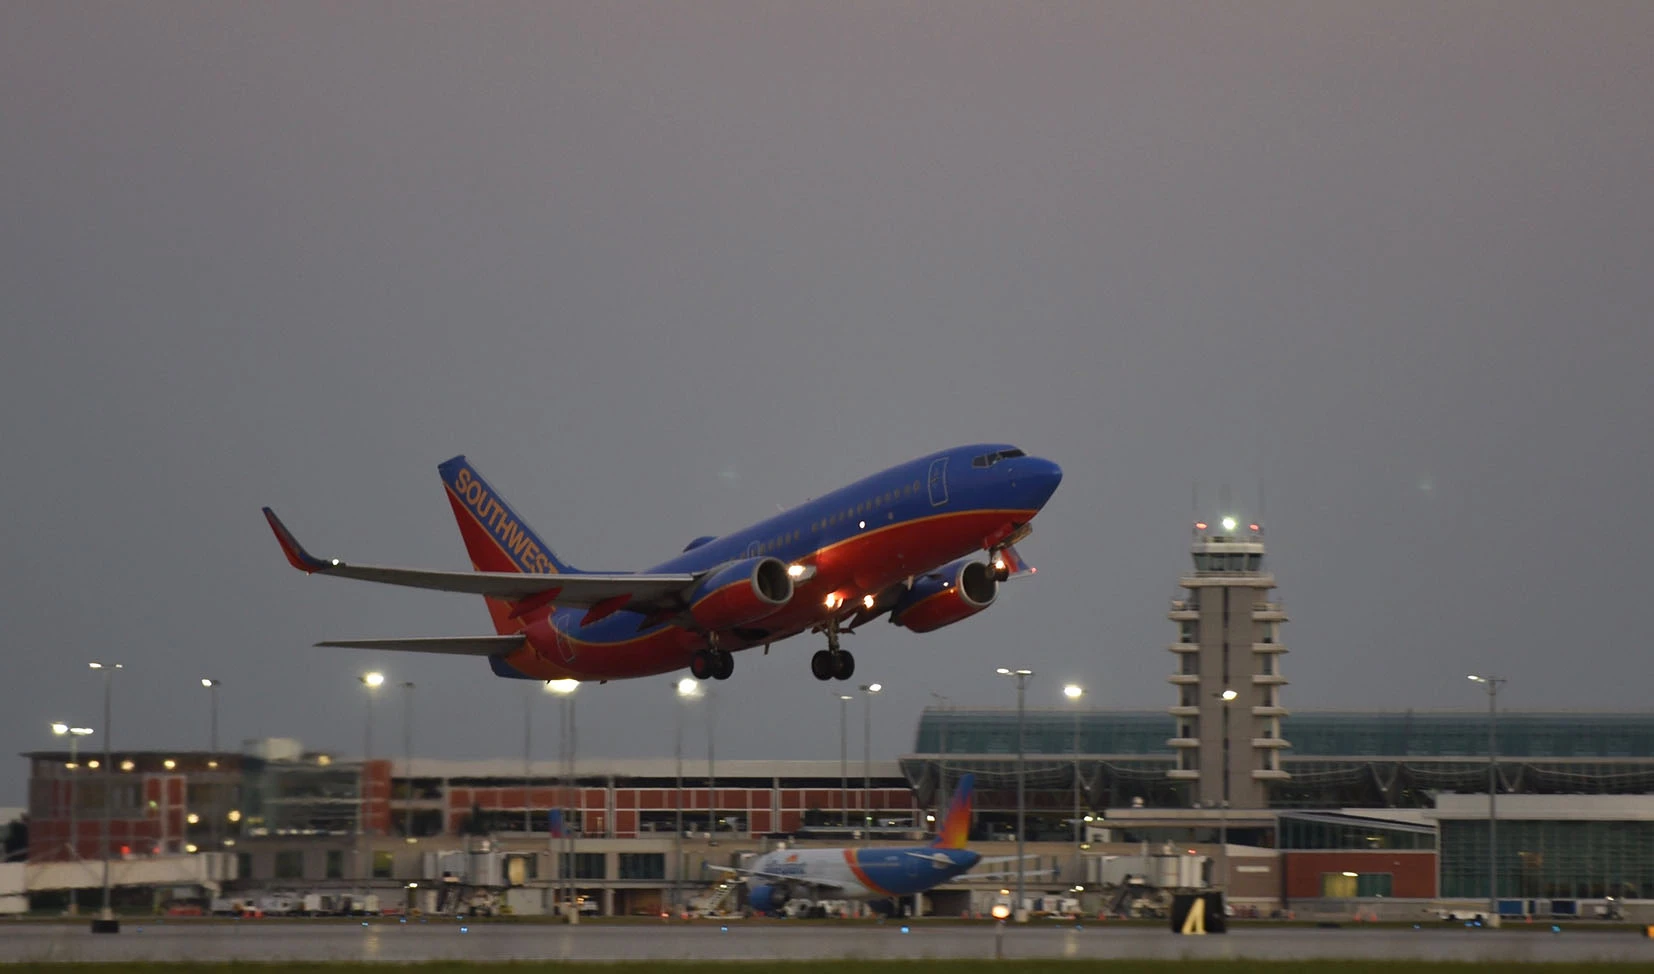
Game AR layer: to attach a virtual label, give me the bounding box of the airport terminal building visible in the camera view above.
[18,520,1654,918]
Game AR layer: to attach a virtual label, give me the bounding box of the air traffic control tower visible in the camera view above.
[1167,517,1290,810]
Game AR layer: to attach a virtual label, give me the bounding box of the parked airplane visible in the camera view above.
[715,774,991,914]
[263,444,1061,683]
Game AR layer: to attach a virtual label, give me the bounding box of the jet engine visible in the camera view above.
[889,557,998,633]
[688,556,793,631]
[747,883,790,914]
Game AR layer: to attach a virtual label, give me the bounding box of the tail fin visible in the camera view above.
[438,456,576,633]
[931,773,973,849]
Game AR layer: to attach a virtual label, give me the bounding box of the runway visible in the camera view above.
[2,920,1652,965]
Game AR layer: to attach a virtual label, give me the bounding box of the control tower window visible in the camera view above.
[1260,654,1274,675]
[1181,654,1199,675]
[1179,622,1197,642]
[1246,554,1261,571]
[1179,686,1198,707]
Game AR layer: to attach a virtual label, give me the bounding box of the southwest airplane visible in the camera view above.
[716,774,988,914]
[263,444,1061,683]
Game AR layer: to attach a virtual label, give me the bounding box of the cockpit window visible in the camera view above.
[971,448,1027,468]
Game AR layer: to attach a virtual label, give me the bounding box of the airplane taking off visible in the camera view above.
[263,444,1061,684]
[715,774,990,914]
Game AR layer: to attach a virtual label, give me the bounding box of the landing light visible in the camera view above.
[994,558,1005,570]
[824,594,842,610]
[1342,871,1358,878]
[863,595,875,609]
[992,904,1011,919]
[787,564,805,578]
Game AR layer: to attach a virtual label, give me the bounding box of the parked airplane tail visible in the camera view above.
[438,456,577,633]
[931,773,974,849]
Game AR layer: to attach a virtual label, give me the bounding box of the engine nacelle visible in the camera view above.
[688,556,793,630]
[748,883,790,914]
[889,558,998,633]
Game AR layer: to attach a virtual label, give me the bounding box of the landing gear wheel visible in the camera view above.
[690,650,716,680]
[832,650,855,681]
[810,650,835,681]
[713,650,735,680]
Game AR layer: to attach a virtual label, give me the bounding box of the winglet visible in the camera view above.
[262,507,331,573]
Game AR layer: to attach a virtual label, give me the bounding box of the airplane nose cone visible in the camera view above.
[1016,457,1063,509]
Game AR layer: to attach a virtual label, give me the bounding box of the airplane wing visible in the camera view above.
[263,508,696,612]
[705,864,846,893]
[314,636,525,656]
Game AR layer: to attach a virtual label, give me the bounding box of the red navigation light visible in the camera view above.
[1249,523,1260,532]
[1194,522,1207,531]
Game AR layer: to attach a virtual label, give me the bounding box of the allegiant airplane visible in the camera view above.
[262,444,1061,684]
[714,774,991,914]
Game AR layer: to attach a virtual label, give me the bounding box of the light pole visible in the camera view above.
[546,679,579,915]
[705,684,716,836]
[997,667,1033,922]
[401,682,415,840]
[859,683,882,830]
[838,694,853,828]
[88,661,121,931]
[200,679,221,753]
[930,692,950,827]
[359,671,384,909]
[200,679,222,853]
[51,723,94,916]
[673,677,699,913]
[1218,688,1237,893]
[1064,684,1084,847]
[1469,674,1506,919]
[523,684,534,834]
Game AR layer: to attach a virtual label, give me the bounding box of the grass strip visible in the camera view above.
[4,963,1653,973]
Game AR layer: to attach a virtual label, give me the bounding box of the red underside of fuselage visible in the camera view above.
[498,507,1037,681]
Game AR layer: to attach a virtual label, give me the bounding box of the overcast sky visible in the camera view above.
[3,2,1651,805]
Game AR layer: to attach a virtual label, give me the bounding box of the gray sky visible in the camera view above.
[3,2,1651,805]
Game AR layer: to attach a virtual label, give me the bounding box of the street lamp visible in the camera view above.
[996,667,1034,922]
[1469,674,1506,919]
[401,682,415,840]
[673,678,700,913]
[358,671,384,909]
[1217,688,1237,893]
[1063,684,1084,847]
[51,723,94,916]
[88,661,121,931]
[546,679,579,914]
[838,694,853,828]
[859,683,882,830]
[200,679,221,752]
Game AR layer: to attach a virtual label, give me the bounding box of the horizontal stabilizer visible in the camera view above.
[315,636,525,657]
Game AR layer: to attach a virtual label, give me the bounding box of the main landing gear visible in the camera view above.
[691,641,734,681]
[809,616,855,681]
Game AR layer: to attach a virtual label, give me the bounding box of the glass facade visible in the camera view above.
[1441,820,1654,899]
[618,853,666,880]
[915,710,1176,756]
[1278,813,1435,850]
[914,711,1654,760]
[1286,713,1654,758]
